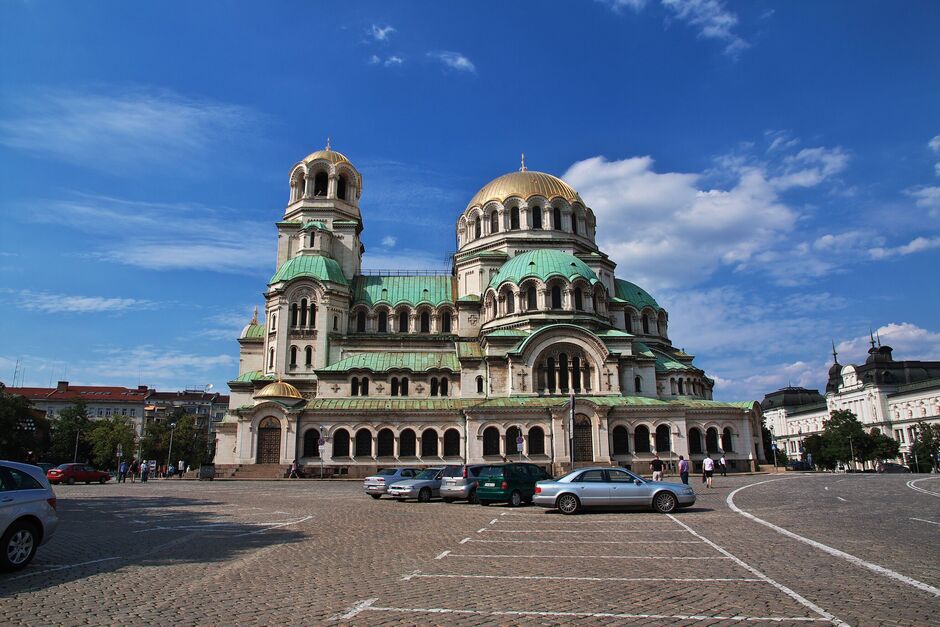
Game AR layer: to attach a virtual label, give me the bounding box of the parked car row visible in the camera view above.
[46,463,110,485]
[363,462,696,514]
[1,461,59,572]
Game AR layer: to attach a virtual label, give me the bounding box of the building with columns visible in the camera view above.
[215,146,765,476]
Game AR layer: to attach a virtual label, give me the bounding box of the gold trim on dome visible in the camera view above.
[468,171,582,209]
[254,380,303,400]
[303,148,351,166]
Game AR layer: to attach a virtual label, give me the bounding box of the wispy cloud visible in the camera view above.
[2,289,154,314]
[0,87,255,172]
[428,51,476,73]
[906,185,940,218]
[198,309,257,341]
[929,134,940,176]
[369,54,404,67]
[370,24,396,41]
[869,235,940,259]
[381,236,397,247]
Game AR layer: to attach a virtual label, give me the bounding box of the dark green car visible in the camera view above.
[476,463,552,507]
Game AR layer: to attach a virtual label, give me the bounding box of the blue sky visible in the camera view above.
[1,1,938,400]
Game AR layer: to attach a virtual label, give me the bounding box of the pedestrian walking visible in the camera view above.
[649,454,665,482]
[119,460,128,483]
[678,455,689,485]
[130,460,138,483]
[288,459,299,479]
[178,460,185,479]
[141,460,149,483]
[719,454,728,477]
[703,455,715,488]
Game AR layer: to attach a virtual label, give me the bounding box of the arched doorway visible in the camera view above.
[572,414,593,463]
[256,417,281,464]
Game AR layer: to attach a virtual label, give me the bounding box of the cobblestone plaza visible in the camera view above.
[3,475,938,625]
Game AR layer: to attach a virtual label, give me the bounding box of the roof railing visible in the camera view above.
[359,269,452,277]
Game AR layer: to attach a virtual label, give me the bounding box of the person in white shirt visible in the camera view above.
[702,456,715,488]
[178,460,185,479]
[718,455,727,477]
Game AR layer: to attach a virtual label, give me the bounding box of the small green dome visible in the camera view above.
[269,255,348,286]
[614,278,661,310]
[488,250,599,290]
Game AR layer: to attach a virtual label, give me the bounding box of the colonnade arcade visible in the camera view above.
[535,346,596,394]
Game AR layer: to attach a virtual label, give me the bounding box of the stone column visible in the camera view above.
[327,172,337,199]
[539,288,549,311]
[303,172,312,198]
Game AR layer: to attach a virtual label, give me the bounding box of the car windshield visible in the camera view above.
[376,469,397,476]
[478,466,505,478]
[56,464,72,470]
[441,466,463,477]
[415,469,439,480]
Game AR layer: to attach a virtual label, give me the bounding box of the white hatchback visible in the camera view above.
[1,461,59,572]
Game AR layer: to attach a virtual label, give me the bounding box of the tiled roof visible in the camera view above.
[654,351,696,372]
[318,352,460,373]
[486,329,530,337]
[270,255,348,286]
[301,220,330,232]
[229,371,275,384]
[307,398,477,411]
[456,342,484,359]
[240,324,265,340]
[351,275,455,307]
[614,279,661,311]
[6,384,150,402]
[489,250,599,290]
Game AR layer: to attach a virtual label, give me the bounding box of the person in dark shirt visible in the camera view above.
[650,455,665,482]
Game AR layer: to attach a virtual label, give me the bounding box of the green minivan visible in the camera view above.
[476,463,553,507]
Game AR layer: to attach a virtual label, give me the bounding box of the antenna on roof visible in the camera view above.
[520,152,527,172]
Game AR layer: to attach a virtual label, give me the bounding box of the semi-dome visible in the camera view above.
[488,249,599,289]
[468,170,582,209]
[614,279,662,311]
[254,380,303,401]
[302,148,352,167]
[269,254,348,286]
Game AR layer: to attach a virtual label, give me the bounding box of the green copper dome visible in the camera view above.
[614,278,661,310]
[269,255,348,286]
[488,250,599,290]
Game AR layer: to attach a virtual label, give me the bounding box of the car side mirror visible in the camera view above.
[635,480,643,486]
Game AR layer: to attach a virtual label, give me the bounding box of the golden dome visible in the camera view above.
[254,380,303,401]
[468,170,582,209]
[303,149,352,166]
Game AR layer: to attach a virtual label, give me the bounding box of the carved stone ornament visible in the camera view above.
[468,314,479,325]
[375,384,385,393]
[330,384,340,393]
[415,384,425,393]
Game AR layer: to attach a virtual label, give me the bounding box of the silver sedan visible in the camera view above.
[387,467,445,503]
[533,467,696,514]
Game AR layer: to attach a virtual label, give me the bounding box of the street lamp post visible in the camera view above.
[849,436,856,471]
[166,422,177,478]
[73,429,81,462]
[204,383,214,463]
[770,426,778,470]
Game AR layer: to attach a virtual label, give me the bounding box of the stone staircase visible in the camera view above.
[215,464,289,479]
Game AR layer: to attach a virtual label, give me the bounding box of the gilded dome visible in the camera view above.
[468,171,582,209]
[254,381,303,401]
[303,148,352,166]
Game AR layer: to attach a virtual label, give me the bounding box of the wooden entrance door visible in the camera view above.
[572,414,594,463]
[257,417,281,464]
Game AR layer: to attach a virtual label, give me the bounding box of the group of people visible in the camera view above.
[651,453,728,488]
[117,459,189,483]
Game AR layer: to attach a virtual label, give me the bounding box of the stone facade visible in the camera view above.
[215,147,765,476]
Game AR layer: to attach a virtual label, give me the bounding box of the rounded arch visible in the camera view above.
[443,428,461,457]
[399,428,417,457]
[528,426,545,455]
[354,428,373,457]
[721,426,734,452]
[688,427,703,455]
[705,427,720,454]
[634,424,651,453]
[655,424,671,452]
[421,428,439,457]
[376,428,394,457]
[611,424,629,455]
[482,426,500,456]
[505,425,522,456]
[332,428,350,457]
[302,428,321,458]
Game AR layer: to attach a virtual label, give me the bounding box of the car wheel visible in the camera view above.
[509,490,522,507]
[99,477,107,484]
[418,488,432,503]
[1,520,39,572]
[370,494,381,500]
[479,500,490,506]
[557,493,580,515]
[468,489,478,505]
[443,498,455,504]
[653,491,678,514]
[66,477,76,485]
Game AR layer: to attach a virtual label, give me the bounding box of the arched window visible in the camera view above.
[430,378,439,397]
[360,377,369,396]
[483,427,500,456]
[532,206,542,229]
[271,312,277,331]
[505,292,515,314]
[351,377,360,396]
[476,376,484,394]
[655,424,671,452]
[302,430,319,458]
[551,286,562,309]
[490,212,499,234]
[443,429,460,457]
[391,378,399,397]
[400,377,409,396]
[642,314,650,334]
[421,429,438,457]
[510,206,520,230]
[546,357,557,393]
[670,378,678,395]
[332,429,350,457]
[612,425,629,455]
[553,207,562,230]
[688,428,703,454]
[625,313,633,333]
[505,426,521,455]
[572,213,579,235]
[574,290,583,311]
[313,172,328,197]
[399,429,417,457]
[706,428,720,454]
[356,311,366,332]
[441,311,452,333]
[474,219,481,239]
[634,376,642,393]
[527,285,537,310]
[398,311,408,333]
[722,427,734,452]
[440,378,448,396]
[355,429,372,457]
[336,175,348,201]
[292,174,305,201]
[377,428,394,457]
[300,299,308,326]
[634,425,651,453]
[289,345,297,367]
[309,303,316,328]
[558,353,569,391]
[305,346,313,366]
[377,311,388,333]
[290,303,299,327]
[677,379,684,395]
[528,426,545,455]
[268,348,274,368]
[333,315,338,330]
[420,311,430,333]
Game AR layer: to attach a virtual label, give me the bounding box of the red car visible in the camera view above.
[46,463,110,485]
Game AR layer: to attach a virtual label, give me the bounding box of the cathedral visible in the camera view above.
[214,146,765,476]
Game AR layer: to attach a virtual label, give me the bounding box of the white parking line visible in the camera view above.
[667,514,845,625]
[9,557,121,581]
[836,496,848,502]
[465,538,702,544]
[443,553,730,560]
[334,597,377,620]
[406,572,762,583]
[434,550,450,560]
[907,477,940,498]
[911,517,940,527]
[729,480,940,599]
[479,528,687,534]
[233,515,312,537]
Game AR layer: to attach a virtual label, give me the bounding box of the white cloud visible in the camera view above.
[369,54,404,67]
[0,87,253,172]
[381,236,397,247]
[198,309,257,341]
[385,55,403,66]
[661,0,749,56]
[599,0,649,10]
[429,51,476,73]
[835,323,940,365]
[929,134,940,176]
[369,54,381,65]
[869,235,940,260]
[4,289,154,314]
[370,24,395,41]
[906,186,940,217]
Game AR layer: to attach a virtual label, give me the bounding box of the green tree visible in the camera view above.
[0,383,51,461]
[803,433,837,470]
[761,423,788,466]
[49,401,92,463]
[86,416,137,470]
[866,429,901,464]
[140,412,210,468]
[821,410,867,466]
[910,421,940,473]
